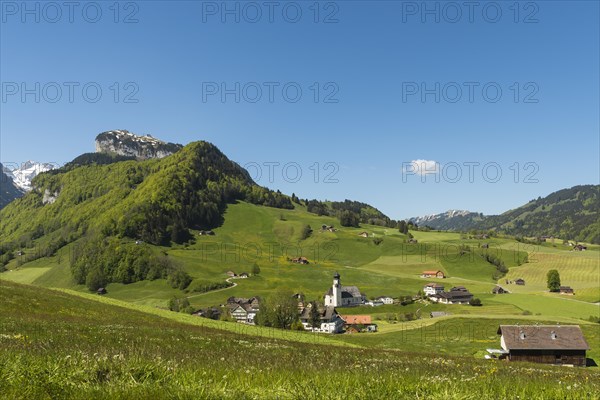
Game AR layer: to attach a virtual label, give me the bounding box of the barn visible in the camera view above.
[497,325,589,367]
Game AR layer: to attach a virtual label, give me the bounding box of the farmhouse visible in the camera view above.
[198,230,215,236]
[226,271,237,278]
[341,315,378,333]
[376,296,394,305]
[573,244,587,251]
[366,299,384,307]
[324,272,366,307]
[432,286,473,304]
[97,287,107,295]
[238,272,249,279]
[226,297,260,324]
[420,270,446,279]
[515,278,526,285]
[299,305,344,333]
[293,293,306,311]
[424,283,445,297]
[492,286,509,294]
[358,231,369,238]
[559,286,575,295]
[497,325,589,367]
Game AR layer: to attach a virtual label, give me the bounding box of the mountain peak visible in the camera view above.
[95,130,183,160]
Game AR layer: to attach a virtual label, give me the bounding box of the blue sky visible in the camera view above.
[1,1,598,219]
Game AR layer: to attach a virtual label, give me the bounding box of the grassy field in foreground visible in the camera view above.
[1,280,599,400]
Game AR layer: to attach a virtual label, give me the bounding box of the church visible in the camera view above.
[324,272,366,307]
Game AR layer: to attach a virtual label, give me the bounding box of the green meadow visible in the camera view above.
[1,280,599,399]
[2,200,600,393]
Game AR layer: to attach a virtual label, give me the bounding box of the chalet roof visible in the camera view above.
[341,315,372,325]
[437,289,473,300]
[498,325,589,351]
[425,283,444,288]
[422,270,442,275]
[300,306,339,321]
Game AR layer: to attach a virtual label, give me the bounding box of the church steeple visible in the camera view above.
[332,272,341,307]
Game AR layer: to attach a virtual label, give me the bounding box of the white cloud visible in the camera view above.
[404,159,440,176]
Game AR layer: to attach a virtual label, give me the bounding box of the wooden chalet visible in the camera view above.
[420,270,445,279]
[340,315,377,333]
[492,286,509,294]
[497,325,589,367]
[559,286,574,295]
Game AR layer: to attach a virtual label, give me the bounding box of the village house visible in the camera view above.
[420,270,446,279]
[573,244,587,251]
[324,272,366,307]
[497,325,589,367]
[198,230,215,236]
[559,286,575,295]
[299,305,344,333]
[376,296,394,305]
[321,225,336,232]
[226,297,260,324]
[226,271,237,278]
[431,286,473,305]
[97,287,107,295]
[358,231,369,238]
[515,278,526,286]
[365,299,384,307]
[492,286,509,294]
[292,293,306,312]
[341,315,378,333]
[423,283,445,297]
[238,272,249,279]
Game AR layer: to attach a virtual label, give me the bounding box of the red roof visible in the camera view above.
[422,270,443,275]
[341,315,372,324]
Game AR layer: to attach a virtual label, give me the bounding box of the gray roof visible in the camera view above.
[299,306,339,321]
[498,325,589,351]
[325,285,364,298]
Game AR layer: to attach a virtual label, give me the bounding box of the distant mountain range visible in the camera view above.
[410,185,599,243]
[1,131,598,244]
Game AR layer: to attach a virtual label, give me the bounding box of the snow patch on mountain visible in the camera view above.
[3,161,55,192]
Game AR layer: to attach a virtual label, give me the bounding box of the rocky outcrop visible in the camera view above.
[95,130,183,160]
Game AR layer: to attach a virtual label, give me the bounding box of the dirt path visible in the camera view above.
[186,277,237,299]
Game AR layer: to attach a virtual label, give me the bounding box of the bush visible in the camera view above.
[469,298,482,307]
[167,269,192,290]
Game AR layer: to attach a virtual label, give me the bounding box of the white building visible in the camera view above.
[424,283,445,297]
[299,305,344,333]
[377,296,394,305]
[324,272,366,307]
